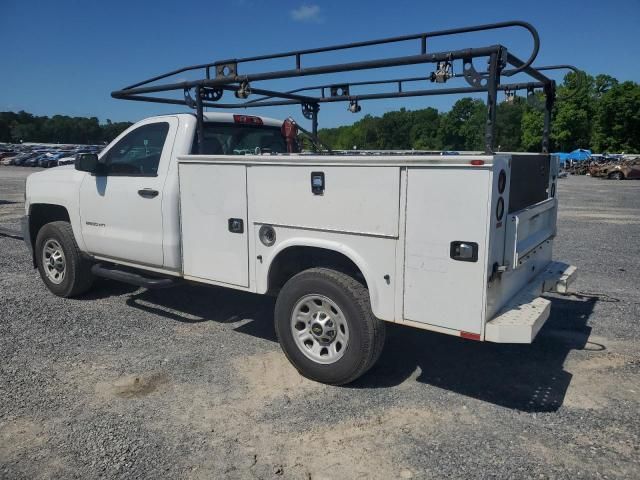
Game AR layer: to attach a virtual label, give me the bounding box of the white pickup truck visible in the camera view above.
[22,111,576,384]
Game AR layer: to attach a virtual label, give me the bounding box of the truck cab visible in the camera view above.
[25,113,291,275]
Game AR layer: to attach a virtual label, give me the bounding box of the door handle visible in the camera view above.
[138,189,159,198]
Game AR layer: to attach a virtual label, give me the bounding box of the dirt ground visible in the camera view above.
[1,167,639,479]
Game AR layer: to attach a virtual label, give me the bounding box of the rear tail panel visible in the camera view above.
[485,154,559,321]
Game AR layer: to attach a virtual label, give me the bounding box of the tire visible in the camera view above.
[35,221,94,297]
[274,267,385,385]
[609,171,624,180]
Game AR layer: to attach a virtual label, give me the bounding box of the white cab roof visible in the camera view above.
[145,112,283,128]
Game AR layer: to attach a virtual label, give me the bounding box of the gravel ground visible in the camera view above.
[0,166,639,479]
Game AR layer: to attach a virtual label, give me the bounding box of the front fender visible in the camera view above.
[26,167,87,251]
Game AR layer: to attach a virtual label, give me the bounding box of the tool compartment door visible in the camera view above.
[403,168,490,333]
[179,163,249,287]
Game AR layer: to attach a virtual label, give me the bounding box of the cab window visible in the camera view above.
[191,123,289,155]
[102,122,169,176]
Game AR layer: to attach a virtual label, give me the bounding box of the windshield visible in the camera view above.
[191,122,295,155]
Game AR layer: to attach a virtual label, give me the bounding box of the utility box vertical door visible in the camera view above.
[178,163,249,287]
[403,168,491,334]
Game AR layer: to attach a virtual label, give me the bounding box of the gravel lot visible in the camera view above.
[1,166,639,479]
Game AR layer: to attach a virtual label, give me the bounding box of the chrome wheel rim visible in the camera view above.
[291,294,349,364]
[42,239,66,284]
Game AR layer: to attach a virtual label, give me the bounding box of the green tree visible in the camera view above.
[0,111,131,144]
[552,72,594,151]
[520,106,544,152]
[410,107,440,150]
[102,120,133,142]
[592,81,640,152]
[6,71,638,154]
[495,97,525,151]
[0,112,19,142]
[438,98,485,150]
[594,74,618,98]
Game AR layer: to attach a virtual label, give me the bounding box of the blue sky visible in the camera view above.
[1,0,639,129]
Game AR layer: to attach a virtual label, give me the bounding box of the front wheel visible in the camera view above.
[609,171,624,180]
[274,268,385,385]
[35,221,94,297]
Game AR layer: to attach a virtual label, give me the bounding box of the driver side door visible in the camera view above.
[78,118,177,267]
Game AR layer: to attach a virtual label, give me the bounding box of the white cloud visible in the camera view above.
[290,4,323,23]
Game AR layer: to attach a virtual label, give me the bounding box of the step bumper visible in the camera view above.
[485,262,577,343]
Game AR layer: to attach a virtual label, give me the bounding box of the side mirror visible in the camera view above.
[75,153,103,174]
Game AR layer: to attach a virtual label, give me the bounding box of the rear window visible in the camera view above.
[191,123,291,155]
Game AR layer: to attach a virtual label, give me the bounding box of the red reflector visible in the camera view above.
[470,160,485,166]
[233,114,263,125]
[460,331,481,340]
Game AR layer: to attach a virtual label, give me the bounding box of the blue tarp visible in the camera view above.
[554,149,592,164]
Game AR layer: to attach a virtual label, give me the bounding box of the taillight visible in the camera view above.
[498,169,506,193]
[233,114,263,125]
[496,197,504,220]
[496,169,506,225]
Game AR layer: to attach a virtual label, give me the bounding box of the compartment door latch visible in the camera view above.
[228,218,244,234]
[450,241,478,262]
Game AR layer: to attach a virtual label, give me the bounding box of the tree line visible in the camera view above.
[318,72,640,153]
[0,111,132,145]
[2,71,638,151]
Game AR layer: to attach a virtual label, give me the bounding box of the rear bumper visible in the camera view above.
[485,262,577,343]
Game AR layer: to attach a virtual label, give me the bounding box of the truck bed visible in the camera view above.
[177,152,559,342]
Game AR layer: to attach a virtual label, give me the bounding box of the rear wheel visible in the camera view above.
[35,221,94,297]
[274,268,385,385]
[609,171,624,180]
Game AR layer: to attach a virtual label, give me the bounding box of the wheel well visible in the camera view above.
[267,246,367,294]
[29,204,70,254]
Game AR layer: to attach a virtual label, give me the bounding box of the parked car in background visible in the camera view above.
[589,162,613,178]
[0,144,103,167]
[14,153,37,166]
[39,153,67,168]
[38,154,54,168]
[591,157,640,180]
[1,155,19,165]
[25,154,47,167]
[57,155,76,166]
[605,158,640,180]
[9,154,24,166]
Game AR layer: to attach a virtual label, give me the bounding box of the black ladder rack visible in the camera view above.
[111,20,579,155]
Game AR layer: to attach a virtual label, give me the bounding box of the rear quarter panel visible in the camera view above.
[402,166,492,335]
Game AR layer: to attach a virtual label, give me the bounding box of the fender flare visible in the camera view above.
[260,237,384,318]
